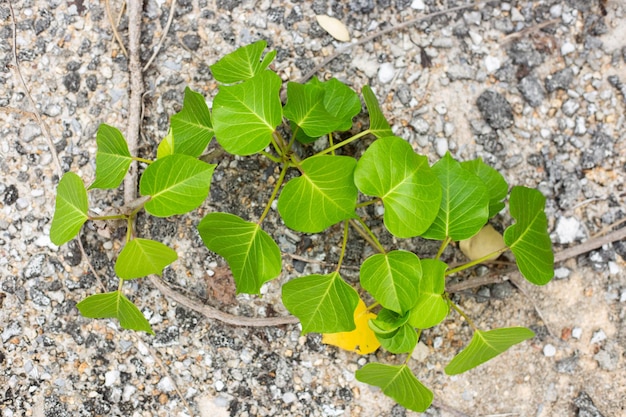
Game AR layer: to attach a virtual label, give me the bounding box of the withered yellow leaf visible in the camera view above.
[322,299,380,354]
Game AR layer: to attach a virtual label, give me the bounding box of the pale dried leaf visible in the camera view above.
[459,224,506,261]
[315,15,350,42]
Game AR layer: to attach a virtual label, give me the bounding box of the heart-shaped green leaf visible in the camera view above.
[368,308,410,335]
[461,158,508,218]
[445,327,535,375]
[309,77,361,132]
[76,291,153,334]
[362,85,393,138]
[375,323,418,354]
[169,87,214,157]
[356,363,433,412]
[90,124,132,190]
[504,186,554,285]
[210,40,276,84]
[354,136,441,238]
[50,172,89,246]
[360,250,421,314]
[197,212,281,294]
[422,152,489,241]
[212,71,282,155]
[278,155,358,233]
[285,78,360,142]
[283,82,339,138]
[140,154,215,217]
[115,238,178,280]
[282,272,359,334]
[408,259,449,329]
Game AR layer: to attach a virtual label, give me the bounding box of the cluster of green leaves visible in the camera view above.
[50,40,554,412]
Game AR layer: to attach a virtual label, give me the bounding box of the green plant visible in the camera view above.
[50,40,554,412]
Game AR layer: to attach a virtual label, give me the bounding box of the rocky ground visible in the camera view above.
[1,0,625,416]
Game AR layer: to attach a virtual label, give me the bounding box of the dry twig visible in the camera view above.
[143,0,177,72]
[124,0,143,204]
[148,276,300,327]
[105,0,128,58]
[7,0,63,176]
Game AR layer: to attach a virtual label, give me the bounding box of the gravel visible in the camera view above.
[2,1,626,416]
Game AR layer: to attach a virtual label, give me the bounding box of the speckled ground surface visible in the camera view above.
[1,0,626,416]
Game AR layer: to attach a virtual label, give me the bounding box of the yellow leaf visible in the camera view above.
[322,299,380,354]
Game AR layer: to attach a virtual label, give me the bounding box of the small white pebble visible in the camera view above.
[511,7,525,22]
[572,327,583,339]
[157,376,175,392]
[484,56,501,73]
[410,0,425,10]
[554,216,582,244]
[543,344,556,357]
[608,261,620,275]
[550,4,562,18]
[282,392,297,404]
[433,336,443,349]
[590,330,606,344]
[214,380,225,391]
[561,42,576,56]
[434,138,448,157]
[434,103,447,115]
[378,63,395,84]
[105,370,119,387]
[554,267,570,279]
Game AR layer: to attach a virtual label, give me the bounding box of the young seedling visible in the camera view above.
[50,40,554,412]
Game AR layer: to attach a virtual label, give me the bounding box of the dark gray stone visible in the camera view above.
[24,254,46,279]
[581,131,614,169]
[3,184,18,205]
[349,0,375,13]
[476,90,514,129]
[216,0,241,11]
[507,40,544,68]
[545,68,574,93]
[30,287,50,307]
[555,354,578,374]
[182,34,201,51]
[63,72,81,92]
[267,7,285,24]
[574,391,605,417]
[518,75,545,107]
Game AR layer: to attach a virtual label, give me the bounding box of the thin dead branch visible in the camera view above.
[7,0,63,176]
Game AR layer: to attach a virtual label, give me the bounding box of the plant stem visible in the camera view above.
[366,301,380,312]
[445,246,509,276]
[89,214,128,221]
[270,132,284,156]
[335,221,350,272]
[449,300,477,331]
[356,198,378,208]
[313,129,371,157]
[328,132,335,156]
[260,150,281,163]
[126,215,134,242]
[132,156,153,165]
[117,278,124,292]
[258,161,290,225]
[349,218,386,254]
[435,236,452,260]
